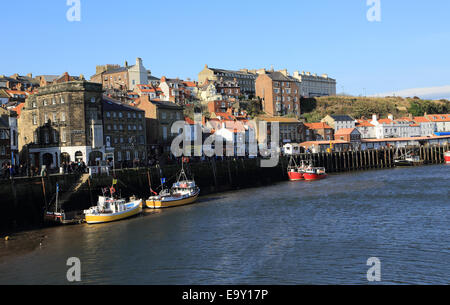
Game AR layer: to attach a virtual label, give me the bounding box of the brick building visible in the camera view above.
[304,122,334,141]
[134,95,184,156]
[255,70,301,117]
[102,97,147,166]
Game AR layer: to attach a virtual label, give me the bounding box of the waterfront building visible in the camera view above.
[291,71,337,97]
[255,70,301,117]
[413,116,436,137]
[371,114,421,139]
[304,122,334,141]
[424,114,450,133]
[334,128,362,150]
[322,115,355,132]
[18,81,106,169]
[102,97,147,166]
[133,95,184,156]
[198,65,257,97]
[355,119,376,139]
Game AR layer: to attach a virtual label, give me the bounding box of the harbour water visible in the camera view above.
[0,165,449,285]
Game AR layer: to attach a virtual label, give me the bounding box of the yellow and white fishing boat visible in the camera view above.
[84,196,143,224]
[146,165,200,209]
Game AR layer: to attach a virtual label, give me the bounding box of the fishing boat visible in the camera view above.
[44,183,83,225]
[84,186,142,224]
[303,166,327,181]
[445,151,450,164]
[394,149,424,167]
[146,163,200,209]
[287,158,309,181]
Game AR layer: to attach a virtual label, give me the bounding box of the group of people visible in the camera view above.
[61,161,87,175]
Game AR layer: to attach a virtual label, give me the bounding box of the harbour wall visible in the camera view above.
[0,144,448,233]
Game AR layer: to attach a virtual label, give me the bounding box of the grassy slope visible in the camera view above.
[301,96,450,122]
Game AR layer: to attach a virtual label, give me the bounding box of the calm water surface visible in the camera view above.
[0,165,449,284]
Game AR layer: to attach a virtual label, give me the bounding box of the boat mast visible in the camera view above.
[55,183,59,213]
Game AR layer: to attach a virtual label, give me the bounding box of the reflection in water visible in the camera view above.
[0,165,449,284]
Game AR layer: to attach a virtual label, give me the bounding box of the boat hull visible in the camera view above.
[394,160,424,167]
[303,173,327,181]
[445,152,450,164]
[288,171,304,181]
[85,200,143,224]
[146,192,199,209]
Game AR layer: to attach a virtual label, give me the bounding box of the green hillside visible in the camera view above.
[301,96,450,122]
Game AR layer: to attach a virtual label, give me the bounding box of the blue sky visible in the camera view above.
[2,0,450,97]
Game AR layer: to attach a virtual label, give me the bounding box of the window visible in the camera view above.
[44,132,49,144]
[117,151,122,161]
[106,112,111,118]
[43,99,48,106]
[128,112,131,118]
[32,101,36,108]
[33,115,37,125]
[113,112,117,118]
[126,151,131,161]
[61,97,65,104]
[52,113,57,122]
[161,112,167,120]
[119,125,123,130]
[61,112,66,122]
[138,113,143,119]
[134,151,139,160]
[163,126,168,140]
[119,112,123,118]
[52,98,56,105]
[62,131,67,143]
[44,114,48,123]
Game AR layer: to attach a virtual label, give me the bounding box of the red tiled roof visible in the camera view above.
[426,114,450,122]
[304,122,332,130]
[414,116,431,123]
[335,128,356,135]
[356,120,375,127]
[378,118,393,124]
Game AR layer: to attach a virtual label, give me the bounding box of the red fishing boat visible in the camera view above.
[303,166,327,181]
[287,158,309,181]
[445,151,450,164]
